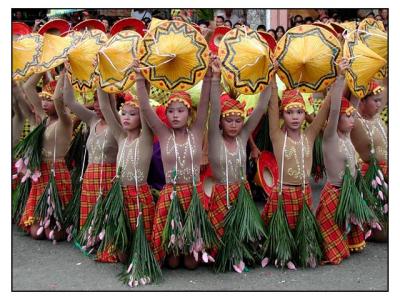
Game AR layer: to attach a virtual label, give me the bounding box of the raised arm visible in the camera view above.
[208,57,223,142]
[53,73,72,126]
[22,73,46,120]
[13,80,37,125]
[109,94,122,125]
[268,77,280,142]
[135,70,169,137]
[191,65,212,134]
[62,75,96,125]
[378,77,387,114]
[241,82,272,139]
[323,59,347,139]
[97,87,125,141]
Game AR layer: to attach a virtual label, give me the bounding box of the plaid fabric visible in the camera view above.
[347,225,366,252]
[122,184,155,241]
[262,183,312,230]
[12,162,19,191]
[361,160,388,179]
[208,181,251,240]
[80,163,116,228]
[151,182,207,264]
[19,160,72,231]
[315,183,350,264]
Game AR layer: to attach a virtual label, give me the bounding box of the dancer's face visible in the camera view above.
[221,115,244,138]
[42,99,56,116]
[361,94,382,118]
[120,104,140,131]
[166,101,189,129]
[93,100,104,119]
[338,112,355,133]
[282,108,305,131]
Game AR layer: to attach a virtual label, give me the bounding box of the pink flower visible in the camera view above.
[21,169,31,183]
[378,169,384,181]
[67,234,72,242]
[239,260,245,272]
[375,223,382,231]
[36,226,44,236]
[12,174,18,180]
[31,170,41,182]
[127,263,133,274]
[44,218,51,229]
[139,278,146,285]
[261,257,270,268]
[371,180,377,189]
[208,255,215,263]
[24,157,29,167]
[15,158,24,172]
[128,280,133,288]
[193,250,199,262]
[364,229,372,240]
[49,230,55,240]
[99,229,105,241]
[308,256,317,268]
[376,176,382,186]
[170,234,176,245]
[287,261,296,270]
[233,264,243,273]
[383,204,388,214]
[378,191,384,201]
[202,251,208,263]
[171,219,175,230]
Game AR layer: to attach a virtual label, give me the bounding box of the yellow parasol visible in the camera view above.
[358,27,387,80]
[275,25,342,93]
[218,26,274,95]
[343,38,387,99]
[138,20,209,92]
[358,17,385,32]
[66,29,108,93]
[34,33,78,73]
[13,33,43,81]
[97,30,142,93]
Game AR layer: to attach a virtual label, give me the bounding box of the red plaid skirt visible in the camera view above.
[347,225,366,252]
[19,160,72,231]
[315,183,350,264]
[122,184,155,241]
[361,160,388,179]
[12,162,19,191]
[208,181,251,240]
[80,163,116,228]
[151,182,207,264]
[262,183,312,230]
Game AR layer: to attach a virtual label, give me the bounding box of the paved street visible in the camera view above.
[12,180,388,291]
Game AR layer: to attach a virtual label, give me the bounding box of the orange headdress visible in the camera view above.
[39,80,57,100]
[366,80,384,98]
[119,91,139,109]
[340,96,356,116]
[280,89,305,111]
[220,93,246,118]
[165,91,192,109]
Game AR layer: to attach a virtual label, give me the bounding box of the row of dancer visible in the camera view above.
[12,56,387,282]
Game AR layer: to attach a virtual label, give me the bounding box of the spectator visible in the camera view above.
[224,19,232,28]
[320,14,330,23]
[257,24,267,32]
[81,10,91,21]
[13,10,24,21]
[304,16,314,24]
[215,15,225,27]
[375,14,383,21]
[276,25,285,41]
[366,11,375,18]
[143,17,151,28]
[197,19,211,37]
[233,22,241,29]
[316,9,328,20]
[267,29,277,40]
[99,15,110,32]
[292,14,304,27]
[131,9,152,21]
